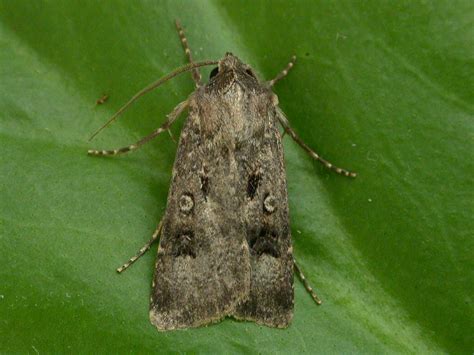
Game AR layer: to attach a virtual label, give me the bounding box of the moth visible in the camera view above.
[88,21,356,330]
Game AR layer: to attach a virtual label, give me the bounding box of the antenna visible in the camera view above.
[88,60,219,141]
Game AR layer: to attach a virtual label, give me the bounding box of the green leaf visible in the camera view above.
[1,0,472,353]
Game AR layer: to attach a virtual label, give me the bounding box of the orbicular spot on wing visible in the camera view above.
[263,193,277,214]
[179,193,194,214]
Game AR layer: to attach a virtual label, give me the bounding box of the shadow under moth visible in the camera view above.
[88,21,356,331]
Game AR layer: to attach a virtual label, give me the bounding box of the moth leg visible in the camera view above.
[276,108,357,177]
[268,55,297,87]
[293,258,322,305]
[88,99,188,157]
[175,20,202,87]
[116,220,163,273]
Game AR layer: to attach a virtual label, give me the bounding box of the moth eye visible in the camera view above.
[263,193,277,214]
[245,69,255,78]
[209,67,219,79]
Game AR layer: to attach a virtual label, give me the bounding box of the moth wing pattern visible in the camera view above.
[150,91,251,330]
[150,54,294,329]
[206,54,294,327]
[232,102,294,327]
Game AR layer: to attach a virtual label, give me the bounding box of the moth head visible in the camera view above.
[208,53,259,89]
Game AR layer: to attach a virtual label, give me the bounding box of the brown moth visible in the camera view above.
[88,21,355,331]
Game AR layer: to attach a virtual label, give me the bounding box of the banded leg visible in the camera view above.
[175,20,202,87]
[276,108,357,177]
[268,55,297,87]
[116,220,163,273]
[88,99,188,157]
[294,258,322,305]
